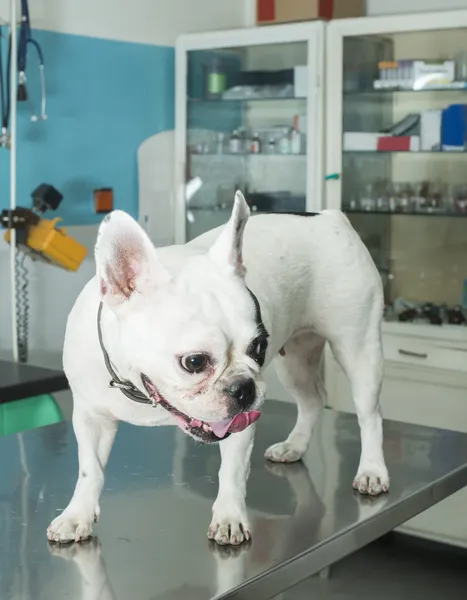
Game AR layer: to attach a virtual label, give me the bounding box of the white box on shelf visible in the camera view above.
[413,60,455,88]
[420,110,442,150]
[343,132,379,151]
[294,66,308,98]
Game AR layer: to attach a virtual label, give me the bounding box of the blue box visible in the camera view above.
[441,104,467,150]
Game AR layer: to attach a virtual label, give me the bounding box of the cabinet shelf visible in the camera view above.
[188,97,306,104]
[345,209,467,217]
[344,84,467,96]
[190,152,306,157]
[343,150,467,155]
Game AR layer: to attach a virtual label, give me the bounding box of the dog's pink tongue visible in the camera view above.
[211,411,261,439]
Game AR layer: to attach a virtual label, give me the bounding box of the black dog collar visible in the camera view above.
[97,302,153,406]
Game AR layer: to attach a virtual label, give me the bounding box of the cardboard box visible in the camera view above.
[257,0,365,25]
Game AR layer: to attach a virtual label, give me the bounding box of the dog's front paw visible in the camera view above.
[265,439,306,463]
[47,511,94,543]
[353,465,389,496]
[208,502,251,546]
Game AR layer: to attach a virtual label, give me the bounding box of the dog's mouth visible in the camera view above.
[140,374,260,443]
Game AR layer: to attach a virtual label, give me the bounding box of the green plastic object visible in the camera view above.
[0,394,64,436]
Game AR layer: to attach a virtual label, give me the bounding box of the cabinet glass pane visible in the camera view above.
[186,42,308,241]
[342,29,467,326]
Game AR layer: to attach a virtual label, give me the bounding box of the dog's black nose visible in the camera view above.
[225,378,256,408]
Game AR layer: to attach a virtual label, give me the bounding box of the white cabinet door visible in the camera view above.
[325,347,467,548]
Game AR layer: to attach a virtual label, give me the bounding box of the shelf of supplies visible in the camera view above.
[343,150,467,155]
[188,97,307,104]
[189,207,308,215]
[344,209,467,217]
[344,84,467,96]
[190,152,306,157]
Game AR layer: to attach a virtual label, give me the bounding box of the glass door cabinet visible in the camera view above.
[175,22,325,243]
[327,12,467,336]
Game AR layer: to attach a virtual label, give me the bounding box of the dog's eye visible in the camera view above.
[255,338,268,357]
[246,336,268,366]
[250,337,268,365]
[180,353,209,374]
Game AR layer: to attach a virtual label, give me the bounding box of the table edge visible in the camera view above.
[219,464,467,600]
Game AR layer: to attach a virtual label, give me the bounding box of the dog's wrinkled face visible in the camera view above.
[95,192,268,443]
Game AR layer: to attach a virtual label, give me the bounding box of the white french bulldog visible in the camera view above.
[47,191,389,546]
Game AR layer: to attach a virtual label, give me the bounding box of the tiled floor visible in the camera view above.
[282,534,467,600]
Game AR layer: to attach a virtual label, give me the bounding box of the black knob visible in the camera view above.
[17,83,28,102]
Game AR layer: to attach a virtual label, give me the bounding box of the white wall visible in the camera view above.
[0,0,251,356]
[367,0,467,15]
[0,0,251,45]
[4,0,467,39]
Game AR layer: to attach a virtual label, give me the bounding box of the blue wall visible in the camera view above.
[0,30,174,225]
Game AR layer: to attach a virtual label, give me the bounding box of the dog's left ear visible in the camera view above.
[209,191,250,277]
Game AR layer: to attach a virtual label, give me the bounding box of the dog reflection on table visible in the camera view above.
[48,538,115,600]
[48,462,325,600]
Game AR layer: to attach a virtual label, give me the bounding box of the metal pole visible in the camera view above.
[9,0,18,361]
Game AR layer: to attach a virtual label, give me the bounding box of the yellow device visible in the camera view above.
[4,216,87,271]
[2,185,89,364]
[2,184,88,272]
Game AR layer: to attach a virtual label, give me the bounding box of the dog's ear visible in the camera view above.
[209,191,250,277]
[95,211,170,307]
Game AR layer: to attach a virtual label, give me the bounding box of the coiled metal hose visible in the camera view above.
[15,249,29,363]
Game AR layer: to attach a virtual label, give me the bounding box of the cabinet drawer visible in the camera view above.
[400,488,467,549]
[325,353,467,432]
[383,336,467,374]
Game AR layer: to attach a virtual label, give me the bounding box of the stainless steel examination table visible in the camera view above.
[0,359,68,404]
[1,401,467,600]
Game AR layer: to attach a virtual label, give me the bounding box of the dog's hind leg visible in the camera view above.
[265,332,326,463]
[330,321,389,496]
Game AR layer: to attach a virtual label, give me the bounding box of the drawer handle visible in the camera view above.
[398,349,428,359]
